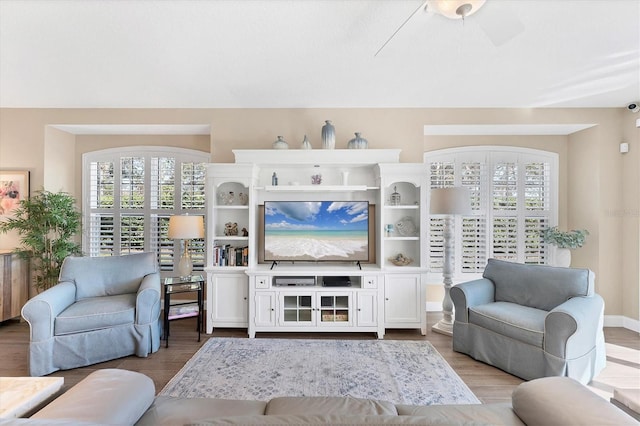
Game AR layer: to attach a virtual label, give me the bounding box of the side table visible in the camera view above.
[163,275,204,348]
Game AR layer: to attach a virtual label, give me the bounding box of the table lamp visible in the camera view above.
[430,187,471,336]
[168,214,204,278]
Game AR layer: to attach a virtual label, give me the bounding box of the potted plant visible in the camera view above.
[540,226,589,267]
[0,189,82,292]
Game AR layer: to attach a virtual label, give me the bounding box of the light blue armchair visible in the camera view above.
[21,252,162,376]
[451,258,606,384]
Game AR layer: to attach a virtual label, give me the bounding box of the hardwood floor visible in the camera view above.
[1,312,637,405]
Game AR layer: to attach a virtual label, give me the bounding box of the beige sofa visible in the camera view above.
[5,369,637,425]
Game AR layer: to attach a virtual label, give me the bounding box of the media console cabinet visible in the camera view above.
[204,149,428,337]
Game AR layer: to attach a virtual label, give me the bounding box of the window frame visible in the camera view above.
[424,146,559,281]
[82,146,209,272]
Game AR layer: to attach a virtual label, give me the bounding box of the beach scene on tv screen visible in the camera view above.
[264,201,368,262]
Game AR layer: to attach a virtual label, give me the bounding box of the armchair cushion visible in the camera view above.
[60,253,159,299]
[469,302,545,347]
[483,258,593,311]
[55,294,136,335]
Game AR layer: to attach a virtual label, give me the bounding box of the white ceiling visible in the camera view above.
[1,0,639,109]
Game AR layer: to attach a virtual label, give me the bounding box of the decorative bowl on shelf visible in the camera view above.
[395,216,417,236]
[388,253,413,266]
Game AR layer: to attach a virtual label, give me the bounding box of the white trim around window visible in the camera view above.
[82,146,209,272]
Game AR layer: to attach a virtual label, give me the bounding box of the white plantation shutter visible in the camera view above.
[525,217,549,264]
[120,214,145,254]
[460,161,485,273]
[150,157,176,210]
[181,162,206,210]
[150,214,173,270]
[425,147,558,277]
[88,161,116,257]
[120,157,145,209]
[89,161,114,209]
[428,161,454,271]
[492,217,518,261]
[88,213,114,257]
[84,147,208,272]
[523,161,551,265]
[428,218,444,271]
[461,217,487,272]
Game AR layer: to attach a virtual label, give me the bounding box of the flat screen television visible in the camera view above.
[263,201,369,263]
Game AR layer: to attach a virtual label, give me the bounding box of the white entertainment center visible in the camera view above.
[204,149,427,338]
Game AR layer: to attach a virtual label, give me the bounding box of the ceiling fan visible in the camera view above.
[374,0,524,57]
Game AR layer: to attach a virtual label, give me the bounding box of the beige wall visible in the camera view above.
[0,107,637,324]
[44,126,76,194]
[620,112,640,321]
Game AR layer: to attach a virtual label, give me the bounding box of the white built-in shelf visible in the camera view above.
[258,185,377,192]
[213,236,249,241]
[385,236,420,241]
[233,149,401,165]
[384,205,420,209]
[205,266,249,272]
[214,205,249,209]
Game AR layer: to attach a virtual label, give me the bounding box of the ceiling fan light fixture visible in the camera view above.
[427,0,486,20]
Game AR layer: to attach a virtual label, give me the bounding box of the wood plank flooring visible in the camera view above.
[0,312,637,405]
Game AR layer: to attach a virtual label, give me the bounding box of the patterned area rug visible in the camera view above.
[160,338,479,405]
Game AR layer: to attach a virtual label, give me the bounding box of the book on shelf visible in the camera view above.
[213,243,249,267]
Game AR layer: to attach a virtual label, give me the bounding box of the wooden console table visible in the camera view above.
[0,250,28,322]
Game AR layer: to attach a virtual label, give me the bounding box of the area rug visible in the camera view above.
[160,338,480,405]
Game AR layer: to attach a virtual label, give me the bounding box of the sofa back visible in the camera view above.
[482,258,594,311]
[59,252,159,300]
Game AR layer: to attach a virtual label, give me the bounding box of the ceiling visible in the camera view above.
[1,0,639,109]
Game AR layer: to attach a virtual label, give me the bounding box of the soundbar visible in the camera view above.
[273,276,316,287]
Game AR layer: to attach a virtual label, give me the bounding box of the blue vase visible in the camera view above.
[347,132,368,149]
[321,120,335,149]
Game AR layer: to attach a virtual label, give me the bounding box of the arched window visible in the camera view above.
[425,146,558,277]
[83,147,208,272]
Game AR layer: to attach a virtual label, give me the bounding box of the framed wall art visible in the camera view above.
[0,170,29,216]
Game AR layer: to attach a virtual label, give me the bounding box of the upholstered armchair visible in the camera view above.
[451,258,606,384]
[22,252,162,376]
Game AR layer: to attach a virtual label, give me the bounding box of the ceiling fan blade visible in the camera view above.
[374,0,429,57]
[475,3,525,46]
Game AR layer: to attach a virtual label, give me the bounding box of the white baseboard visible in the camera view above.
[604,315,640,333]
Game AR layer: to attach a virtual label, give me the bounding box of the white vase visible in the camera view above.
[272,136,289,149]
[300,135,312,149]
[341,171,349,185]
[553,248,572,267]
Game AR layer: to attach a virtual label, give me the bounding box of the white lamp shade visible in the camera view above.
[430,187,472,215]
[168,215,204,239]
[428,0,486,19]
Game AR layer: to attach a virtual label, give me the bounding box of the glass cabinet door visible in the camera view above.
[319,294,350,324]
[281,294,313,324]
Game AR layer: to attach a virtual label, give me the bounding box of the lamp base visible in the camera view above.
[176,248,193,278]
[431,320,453,336]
